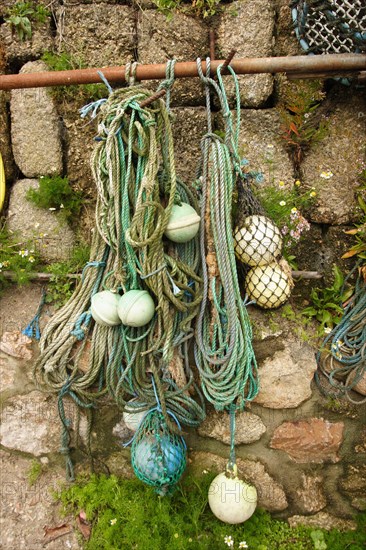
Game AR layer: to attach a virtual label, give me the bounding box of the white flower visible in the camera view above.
[320,170,333,179]
[49,207,56,211]
[0,263,3,272]
[34,222,40,229]
[60,203,64,209]
[28,256,35,263]
[110,518,117,525]
[239,543,249,549]
[202,469,209,474]
[224,535,234,547]
[279,200,286,206]
[324,327,332,334]
[19,249,29,258]
[266,144,274,149]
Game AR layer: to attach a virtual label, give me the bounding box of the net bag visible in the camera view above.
[245,261,292,309]
[291,0,366,55]
[131,408,187,495]
[233,215,283,267]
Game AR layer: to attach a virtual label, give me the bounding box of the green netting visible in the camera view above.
[131,409,187,495]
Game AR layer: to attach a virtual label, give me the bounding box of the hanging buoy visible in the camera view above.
[90,290,121,326]
[133,433,186,483]
[208,465,257,524]
[164,203,201,243]
[123,398,148,431]
[233,215,282,266]
[245,262,291,309]
[117,289,155,327]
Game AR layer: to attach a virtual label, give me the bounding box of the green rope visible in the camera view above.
[194,58,259,417]
[34,84,205,477]
[316,268,366,404]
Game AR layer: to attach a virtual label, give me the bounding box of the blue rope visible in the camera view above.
[22,287,46,340]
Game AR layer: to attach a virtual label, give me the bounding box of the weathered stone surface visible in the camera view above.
[254,340,317,409]
[340,464,366,511]
[198,410,266,445]
[7,179,75,262]
[302,90,366,225]
[348,369,366,397]
[288,512,357,531]
[0,89,16,182]
[216,0,274,107]
[295,473,327,513]
[0,354,17,391]
[105,452,135,479]
[58,5,135,68]
[138,10,208,106]
[270,418,344,463]
[112,418,134,443]
[0,283,49,337]
[171,107,208,183]
[0,391,87,456]
[190,451,288,512]
[273,0,303,57]
[0,331,32,360]
[10,61,63,178]
[237,109,295,185]
[0,15,53,63]
[0,449,81,550]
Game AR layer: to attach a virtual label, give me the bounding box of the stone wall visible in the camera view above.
[0,0,365,544]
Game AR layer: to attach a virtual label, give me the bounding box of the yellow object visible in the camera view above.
[0,152,5,213]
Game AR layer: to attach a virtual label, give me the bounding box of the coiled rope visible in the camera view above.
[34,81,205,479]
[316,267,366,404]
[194,58,259,415]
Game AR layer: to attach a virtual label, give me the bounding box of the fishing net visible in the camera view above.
[291,0,366,54]
[131,408,187,495]
[233,215,283,267]
[245,262,292,309]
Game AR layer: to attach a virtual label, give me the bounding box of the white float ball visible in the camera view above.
[117,290,155,327]
[208,469,257,524]
[164,203,201,243]
[90,290,121,326]
[233,215,282,266]
[245,262,291,309]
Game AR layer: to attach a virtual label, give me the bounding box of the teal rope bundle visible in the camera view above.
[316,269,366,404]
[194,58,259,415]
[34,82,205,479]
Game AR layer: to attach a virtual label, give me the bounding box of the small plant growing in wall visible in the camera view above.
[5,1,50,41]
[26,175,83,224]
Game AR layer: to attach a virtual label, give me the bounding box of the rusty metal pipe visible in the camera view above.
[0,54,365,90]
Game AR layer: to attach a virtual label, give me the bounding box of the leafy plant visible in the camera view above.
[26,175,83,224]
[302,265,354,333]
[152,0,222,18]
[277,79,327,169]
[58,473,366,550]
[45,242,90,308]
[5,1,50,41]
[0,223,41,289]
[342,167,366,264]
[28,459,43,487]
[41,52,106,104]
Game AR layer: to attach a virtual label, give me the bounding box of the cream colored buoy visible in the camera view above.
[90,290,121,326]
[245,262,291,309]
[208,465,257,524]
[164,203,201,243]
[233,215,282,266]
[117,290,155,327]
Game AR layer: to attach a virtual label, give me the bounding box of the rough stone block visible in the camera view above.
[137,10,208,106]
[254,340,317,409]
[10,61,63,178]
[295,473,327,513]
[340,464,366,511]
[0,391,87,456]
[7,179,75,262]
[171,107,207,184]
[216,0,274,107]
[198,410,266,445]
[288,512,357,531]
[0,15,53,63]
[236,109,295,185]
[190,451,288,512]
[270,417,344,463]
[302,89,366,225]
[273,0,303,57]
[58,4,136,68]
[0,91,16,183]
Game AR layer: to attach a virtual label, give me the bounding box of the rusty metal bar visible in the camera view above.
[221,49,237,72]
[0,54,365,90]
[139,88,166,108]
